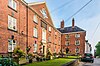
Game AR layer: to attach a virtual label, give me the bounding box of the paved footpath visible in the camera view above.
[78,58,100,66]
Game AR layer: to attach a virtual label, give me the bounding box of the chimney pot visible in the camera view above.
[60,20,64,28]
[72,18,75,28]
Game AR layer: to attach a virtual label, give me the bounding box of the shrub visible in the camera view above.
[13,47,25,58]
[0,58,19,66]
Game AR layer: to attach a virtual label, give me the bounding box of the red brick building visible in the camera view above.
[57,18,86,55]
[0,0,61,57]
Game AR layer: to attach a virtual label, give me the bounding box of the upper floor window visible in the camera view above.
[66,41,70,46]
[49,27,51,32]
[66,34,70,39]
[42,28,46,43]
[75,33,80,38]
[33,27,38,38]
[33,14,38,23]
[75,40,80,46]
[8,15,17,31]
[8,0,17,10]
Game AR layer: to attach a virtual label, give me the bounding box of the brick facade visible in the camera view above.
[0,0,61,56]
[58,19,86,55]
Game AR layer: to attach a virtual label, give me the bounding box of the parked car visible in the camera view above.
[81,53,94,63]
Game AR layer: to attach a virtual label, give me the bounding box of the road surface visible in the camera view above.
[78,58,100,66]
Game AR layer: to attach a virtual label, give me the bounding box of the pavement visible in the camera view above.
[78,58,100,66]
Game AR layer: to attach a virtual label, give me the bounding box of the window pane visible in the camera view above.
[8,15,13,29]
[34,28,37,37]
[13,18,17,30]
[49,27,51,31]
[13,1,17,10]
[8,0,12,7]
[42,28,46,43]
[34,14,38,23]
[76,40,80,45]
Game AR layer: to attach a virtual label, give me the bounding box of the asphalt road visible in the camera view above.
[78,58,100,66]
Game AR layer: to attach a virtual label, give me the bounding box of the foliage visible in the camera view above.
[95,42,100,56]
[28,53,33,60]
[0,58,19,66]
[26,46,31,52]
[13,47,25,58]
[0,55,2,58]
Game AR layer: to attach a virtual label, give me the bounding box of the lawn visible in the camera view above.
[23,58,75,66]
[67,56,80,59]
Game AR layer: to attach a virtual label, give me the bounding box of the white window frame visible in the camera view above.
[8,0,17,10]
[33,27,38,38]
[75,33,80,38]
[8,15,17,31]
[66,41,70,46]
[42,28,46,43]
[75,48,80,53]
[66,34,70,39]
[49,27,51,32]
[33,44,38,53]
[33,14,38,23]
[8,39,16,52]
[75,40,80,45]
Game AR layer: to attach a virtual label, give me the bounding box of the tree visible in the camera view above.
[95,42,100,57]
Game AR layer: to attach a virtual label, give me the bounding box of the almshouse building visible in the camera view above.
[0,0,61,57]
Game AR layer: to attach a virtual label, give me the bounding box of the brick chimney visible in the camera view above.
[60,20,64,28]
[72,18,75,28]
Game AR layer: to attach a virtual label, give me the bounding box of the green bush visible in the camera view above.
[13,47,25,58]
[0,58,19,66]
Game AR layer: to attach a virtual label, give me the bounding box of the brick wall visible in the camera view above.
[0,0,61,56]
[61,32,86,55]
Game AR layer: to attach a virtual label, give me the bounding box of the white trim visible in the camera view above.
[28,2,45,6]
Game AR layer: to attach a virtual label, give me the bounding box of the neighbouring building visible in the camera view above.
[85,40,92,53]
[57,18,86,55]
[0,0,61,57]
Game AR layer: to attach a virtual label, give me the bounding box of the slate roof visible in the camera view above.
[57,26,85,33]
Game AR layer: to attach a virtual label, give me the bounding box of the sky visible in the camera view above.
[25,0,100,54]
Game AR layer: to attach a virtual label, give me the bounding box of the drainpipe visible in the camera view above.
[25,2,28,54]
